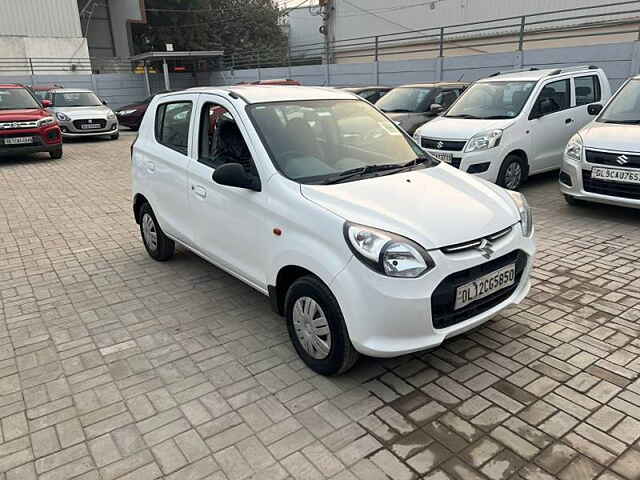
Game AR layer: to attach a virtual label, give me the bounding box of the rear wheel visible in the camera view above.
[49,146,63,159]
[285,275,359,376]
[497,155,527,190]
[139,203,175,261]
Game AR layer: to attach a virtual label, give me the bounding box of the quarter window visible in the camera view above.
[155,102,192,155]
[574,75,601,106]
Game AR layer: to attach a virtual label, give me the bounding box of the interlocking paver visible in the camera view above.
[2,137,640,479]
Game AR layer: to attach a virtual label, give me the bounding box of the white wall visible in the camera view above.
[331,0,638,42]
[0,0,82,38]
[288,6,324,52]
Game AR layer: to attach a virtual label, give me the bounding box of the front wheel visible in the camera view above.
[49,146,63,159]
[285,275,359,376]
[497,155,527,190]
[139,203,175,261]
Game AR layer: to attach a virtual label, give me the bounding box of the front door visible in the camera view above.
[187,95,268,290]
[528,78,575,172]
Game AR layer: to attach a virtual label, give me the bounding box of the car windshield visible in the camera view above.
[247,99,432,184]
[53,92,102,107]
[446,81,536,119]
[598,79,640,124]
[376,87,434,113]
[0,88,41,110]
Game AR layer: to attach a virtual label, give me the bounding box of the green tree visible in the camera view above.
[132,0,288,67]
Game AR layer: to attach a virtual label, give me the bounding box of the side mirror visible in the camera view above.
[41,99,52,107]
[430,103,444,115]
[212,163,260,191]
[587,103,603,116]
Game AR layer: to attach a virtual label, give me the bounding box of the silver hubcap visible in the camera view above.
[504,162,522,189]
[292,297,332,360]
[142,214,158,252]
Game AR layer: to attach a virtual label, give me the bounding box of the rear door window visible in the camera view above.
[574,75,602,106]
[155,101,193,155]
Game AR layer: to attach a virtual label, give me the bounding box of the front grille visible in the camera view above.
[421,137,466,151]
[586,149,640,168]
[431,250,527,330]
[72,119,107,129]
[0,120,38,130]
[442,226,513,254]
[582,170,640,199]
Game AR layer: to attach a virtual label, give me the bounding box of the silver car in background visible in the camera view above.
[47,89,119,140]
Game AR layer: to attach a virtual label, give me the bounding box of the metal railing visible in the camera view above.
[222,0,640,70]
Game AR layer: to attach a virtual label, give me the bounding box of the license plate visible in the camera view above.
[81,123,101,130]
[3,136,32,145]
[426,149,453,164]
[455,264,516,310]
[591,166,640,184]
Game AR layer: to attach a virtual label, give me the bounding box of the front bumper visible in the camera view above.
[422,142,504,184]
[58,119,118,137]
[560,154,640,209]
[331,226,535,357]
[0,126,62,156]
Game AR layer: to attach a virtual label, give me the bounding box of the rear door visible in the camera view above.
[572,74,603,129]
[140,93,197,243]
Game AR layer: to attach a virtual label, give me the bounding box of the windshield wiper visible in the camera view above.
[602,119,640,124]
[322,164,405,185]
[446,113,480,119]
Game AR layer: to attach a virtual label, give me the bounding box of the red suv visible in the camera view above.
[0,84,62,159]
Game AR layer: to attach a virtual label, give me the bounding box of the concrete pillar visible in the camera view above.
[163,58,171,90]
[513,51,524,70]
[435,57,443,82]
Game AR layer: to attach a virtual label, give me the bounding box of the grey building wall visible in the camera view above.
[287,6,324,55]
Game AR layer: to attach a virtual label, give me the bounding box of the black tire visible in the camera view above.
[110,132,120,140]
[139,203,175,261]
[497,154,527,190]
[285,275,359,376]
[49,146,63,159]
[564,194,585,206]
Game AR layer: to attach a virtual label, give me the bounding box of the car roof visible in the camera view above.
[480,67,603,82]
[397,82,468,88]
[50,88,94,94]
[185,85,358,104]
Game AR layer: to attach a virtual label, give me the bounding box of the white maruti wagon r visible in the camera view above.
[132,85,535,375]
[414,66,610,189]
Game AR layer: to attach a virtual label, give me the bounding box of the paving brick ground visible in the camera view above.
[1,133,640,479]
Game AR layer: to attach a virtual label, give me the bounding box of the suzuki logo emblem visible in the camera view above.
[436,141,444,149]
[12,122,18,128]
[476,239,495,259]
[617,154,629,165]
[87,119,92,123]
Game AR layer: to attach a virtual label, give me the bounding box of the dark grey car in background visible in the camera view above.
[376,82,467,134]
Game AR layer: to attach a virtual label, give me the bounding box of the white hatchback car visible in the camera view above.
[132,86,535,375]
[414,66,610,189]
[561,75,640,208]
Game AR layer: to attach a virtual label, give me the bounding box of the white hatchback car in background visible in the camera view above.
[561,75,640,208]
[414,66,611,189]
[132,86,535,375]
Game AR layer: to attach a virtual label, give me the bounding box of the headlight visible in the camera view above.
[508,191,533,238]
[344,222,434,278]
[465,129,503,153]
[118,109,136,116]
[56,112,70,121]
[37,116,55,127]
[107,111,116,120]
[565,133,583,162]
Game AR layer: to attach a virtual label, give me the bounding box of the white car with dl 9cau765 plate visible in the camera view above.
[131,85,535,375]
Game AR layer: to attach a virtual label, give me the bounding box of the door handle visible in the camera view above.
[565,118,573,124]
[146,161,155,173]
[192,185,207,198]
